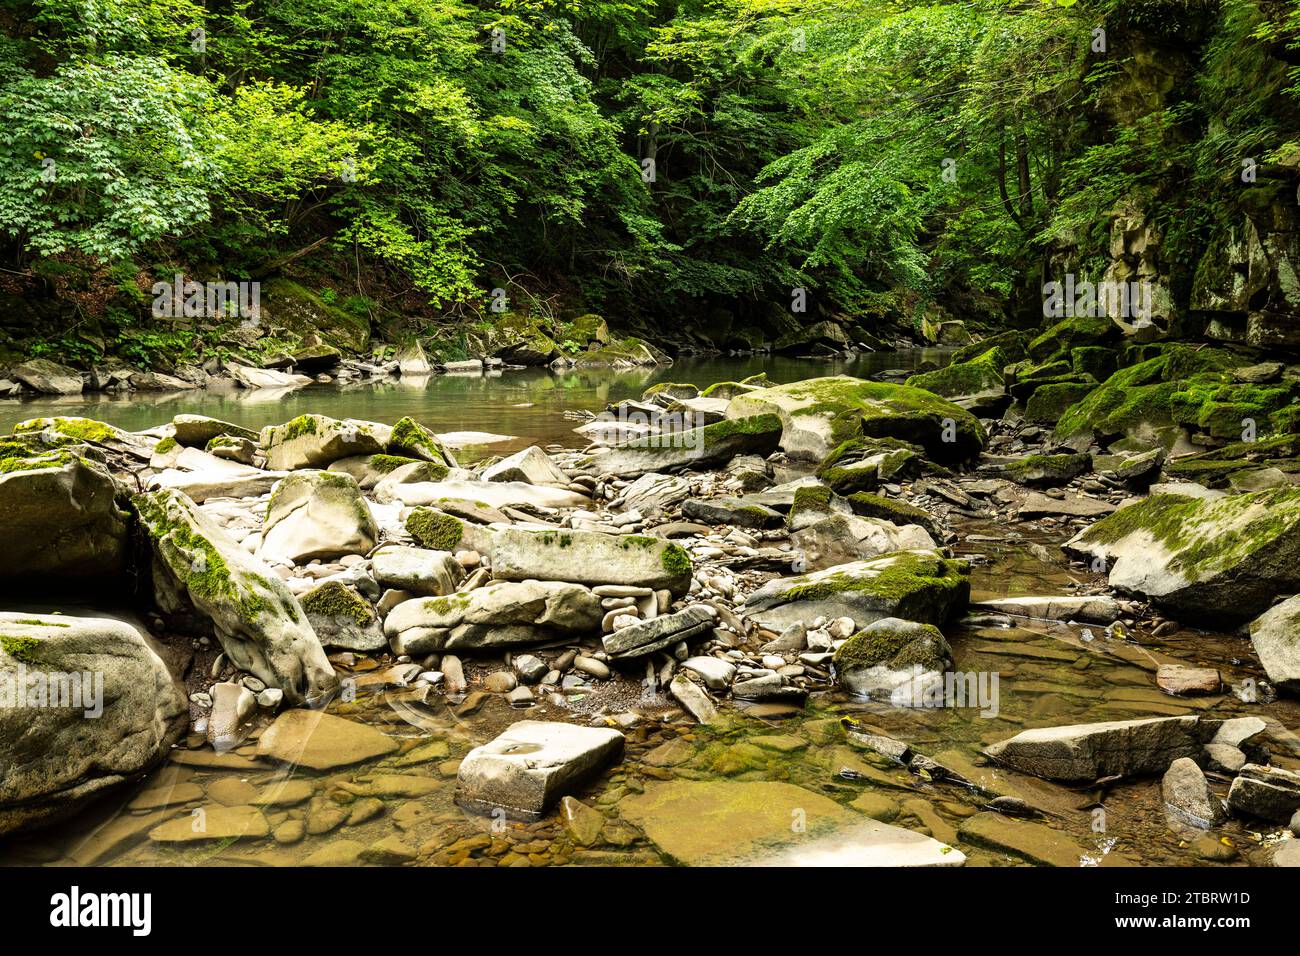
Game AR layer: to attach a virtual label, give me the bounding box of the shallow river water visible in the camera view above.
[1,352,1296,867]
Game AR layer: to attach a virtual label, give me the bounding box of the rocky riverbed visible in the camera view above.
[3,354,1300,868]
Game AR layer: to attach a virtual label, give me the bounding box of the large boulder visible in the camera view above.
[384,580,602,655]
[743,550,970,632]
[1250,595,1300,693]
[571,414,783,478]
[370,545,465,596]
[726,375,985,462]
[148,448,287,502]
[300,581,386,652]
[791,514,935,571]
[489,527,693,596]
[1063,487,1300,626]
[1226,764,1300,823]
[983,716,1203,782]
[480,446,571,485]
[260,414,391,471]
[0,449,129,580]
[133,489,338,705]
[905,347,1007,414]
[12,358,82,395]
[0,612,187,836]
[833,617,953,699]
[258,471,377,563]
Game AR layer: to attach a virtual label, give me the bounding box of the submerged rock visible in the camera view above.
[984,716,1203,782]
[455,720,625,820]
[255,709,398,771]
[743,550,970,632]
[0,612,187,837]
[133,488,338,705]
[1064,487,1300,625]
[1162,757,1224,828]
[969,595,1121,624]
[833,617,953,699]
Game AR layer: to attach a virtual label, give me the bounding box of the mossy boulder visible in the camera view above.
[1002,452,1091,488]
[300,581,385,652]
[815,436,923,494]
[14,416,145,455]
[1071,346,1119,381]
[133,488,337,705]
[1024,381,1098,424]
[905,347,1007,413]
[847,492,943,539]
[259,471,378,564]
[0,612,188,837]
[261,414,390,471]
[405,508,465,551]
[486,313,559,365]
[1027,314,1119,363]
[642,382,700,403]
[0,449,129,580]
[1063,486,1300,626]
[726,375,985,463]
[489,527,692,596]
[950,330,1028,365]
[1168,375,1300,441]
[260,279,371,353]
[572,414,783,478]
[833,617,953,698]
[328,453,425,490]
[172,414,258,448]
[387,416,457,467]
[788,483,836,530]
[743,549,970,632]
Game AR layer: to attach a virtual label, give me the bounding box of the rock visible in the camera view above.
[13,358,82,394]
[1226,764,1300,823]
[228,364,312,390]
[1162,757,1223,827]
[384,580,602,655]
[134,488,337,706]
[147,449,287,502]
[621,779,960,865]
[682,497,784,529]
[670,673,718,724]
[258,471,377,563]
[376,477,586,510]
[726,375,985,463]
[0,450,129,579]
[559,796,604,846]
[481,446,571,485]
[743,550,970,632]
[905,347,1006,414]
[1272,840,1300,867]
[371,546,465,596]
[791,514,935,571]
[958,811,1094,867]
[833,617,953,698]
[172,414,258,447]
[602,605,716,659]
[302,840,365,866]
[455,720,625,821]
[1064,487,1300,626]
[1019,492,1116,519]
[255,709,399,770]
[1249,595,1300,693]
[362,835,417,864]
[396,340,432,376]
[0,613,187,837]
[620,473,691,512]
[148,805,269,843]
[969,595,1121,623]
[984,716,1203,782]
[206,681,256,751]
[572,414,784,478]
[300,581,386,652]
[1002,453,1091,488]
[260,414,390,471]
[490,527,692,596]
[1156,664,1221,696]
[680,656,736,690]
[513,654,547,683]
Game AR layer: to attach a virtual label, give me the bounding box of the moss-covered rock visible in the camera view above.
[172,414,258,448]
[261,414,390,471]
[833,617,953,698]
[815,435,923,494]
[572,414,783,478]
[1002,452,1091,488]
[950,330,1028,365]
[846,492,943,539]
[405,508,465,551]
[1027,314,1119,363]
[905,347,1007,413]
[300,581,385,652]
[642,382,700,402]
[1024,381,1098,424]
[486,313,559,365]
[727,375,986,463]
[1071,346,1119,381]
[1063,486,1300,625]
[388,416,456,467]
[260,278,371,353]
[259,470,377,563]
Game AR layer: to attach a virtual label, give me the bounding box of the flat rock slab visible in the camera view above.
[958,811,1100,867]
[983,716,1203,782]
[491,527,692,595]
[149,805,269,843]
[1227,764,1300,823]
[970,595,1121,623]
[603,605,716,658]
[1019,492,1116,519]
[752,818,965,867]
[1156,664,1221,696]
[255,709,399,771]
[378,478,588,510]
[682,497,784,529]
[455,720,625,821]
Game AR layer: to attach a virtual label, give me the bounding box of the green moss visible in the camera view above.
[406,509,464,551]
[0,635,46,665]
[833,621,948,672]
[301,581,376,626]
[14,416,118,445]
[779,552,968,621]
[792,484,833,513]
[389,416,451,466]
[846,492,939,534]
[155,436,179,454]
[369,454,420,473]
[273,414,320,442]
[13,619,68,627]
[1024,382,1097,424]
[204,435,243,451]
[0,450,76,473]
[660,543,692,578]
[905,347,1005,398]
[1027,314,1117,363]
[1003,453,1090,487]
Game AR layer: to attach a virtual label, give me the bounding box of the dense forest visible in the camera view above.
[1,0,1299,368]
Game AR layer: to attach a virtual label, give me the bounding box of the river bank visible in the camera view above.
[1,347,1299,868]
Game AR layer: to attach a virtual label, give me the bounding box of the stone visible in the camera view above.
[513,654,547,683]
[260,414,389,471]
[559,796,604,846]
[300,581,386,652]
[1226,764,1300,823]
[256,709,399,770]
[620,473,691,512]
[13,358,82,394]
[1162,757,1223,827]
[371,545,465,597]
[258,471,377,563]
[670,673,718,724]
[958,811,1094,867]
[602,605,716,659]
[384,581,602,655]
[148,805,269,843]
[0,613,187,837]
[490,527,692,596]
[1065,487,1300,626]
[1249,595,1300,692]
[754,818,964,866]
[726,375,985,462]
[680,656,736,690]
[148,452,287,503]
[133,488,338,706]
[375,478,586,510]
[1019,492,1116,519]
[1002,453,1091,488]
[791,513,935,571]
[206,681,256,752]
[984,716,1203,782]
[743,550,970,632]
[833,617,952,698]
[682,497,784,529]
[572,414,784,478]
[481,446,571,485]
[302,840,365,866]
[172,414,258,447]
[362,834,417,864]
[969,595,1121,624]
[228,364,312,390]
[1156,664,1221,696]
[455,720,625,820]
[0,452,129,580]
